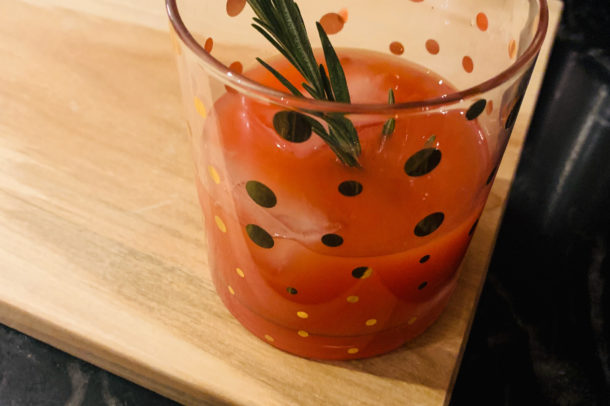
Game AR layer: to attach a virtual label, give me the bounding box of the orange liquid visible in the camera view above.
[195,49,492,359]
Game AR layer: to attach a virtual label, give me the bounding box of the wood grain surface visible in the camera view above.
[0,1,561,405]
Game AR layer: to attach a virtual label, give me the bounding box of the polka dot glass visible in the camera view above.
[167,0,548,360]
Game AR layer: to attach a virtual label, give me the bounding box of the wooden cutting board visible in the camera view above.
[0,1,561,405]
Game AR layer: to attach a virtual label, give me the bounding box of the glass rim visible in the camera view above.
[166,0,549,114]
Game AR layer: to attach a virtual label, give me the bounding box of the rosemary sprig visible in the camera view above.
[382,90,396,136]
[378,89,396,152]
[247,0,361,167]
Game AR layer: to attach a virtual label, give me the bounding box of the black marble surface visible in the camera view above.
[451,1,610,404]
[2,1,609,405]
[0,324,177,405]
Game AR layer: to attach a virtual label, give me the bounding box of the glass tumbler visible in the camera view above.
[167,0,548,360]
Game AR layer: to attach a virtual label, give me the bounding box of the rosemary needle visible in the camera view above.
[247,0,397,167]
[247,0,360,167]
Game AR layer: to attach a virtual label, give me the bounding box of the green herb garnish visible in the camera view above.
[378,89,396,151]
[247,0,361,167]
[425,134,437,147]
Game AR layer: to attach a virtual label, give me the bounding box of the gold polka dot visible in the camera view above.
[204,37,214,53]
[352,266,373,279]
[297,311,309,319]
[229,61,243,74]
[346,296,359,303]
[207,165,220,184]
[236,268,245,278]
[486,100,494,115]
[347,348,359,354]
[225,61,244,94]
[228,285,235,295]
[319,12,345,35]
[226,0,246,17]
[425,39,440,55]
[297,330,309,338]
[408,316,417,325]
[509,39,517,59]
[215,216,227,233]
[389,41,404,55]
[194,96,207,119]
[264,334,274,342]
[462,56,474,73]
[365,319,377,326]
[476,12,489,31]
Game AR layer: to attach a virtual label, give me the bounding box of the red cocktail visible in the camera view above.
[167,0,548,359]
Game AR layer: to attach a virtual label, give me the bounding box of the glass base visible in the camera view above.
[216,282,454,360]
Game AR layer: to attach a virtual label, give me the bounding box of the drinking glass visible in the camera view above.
[166,0,548,360]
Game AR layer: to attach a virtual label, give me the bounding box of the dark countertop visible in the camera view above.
[2,1,609,405]
[0,324,176,406]
[451,3,610,404]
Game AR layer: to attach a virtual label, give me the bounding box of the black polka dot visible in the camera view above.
[338,181,363,197]
[414,212,445,237]
[351,266,371,279]
[404,148,442,177]
[469,219,480,236]
[246,180,277,208]
[419,255,430,264]
[321,234,343,247]
[418,281,428,290]
[466,99,487,121]
[486,166,499,185]
[273,111,312,143]
[245,224,274,248]
[286,287,298,295]
[505,95,524,129]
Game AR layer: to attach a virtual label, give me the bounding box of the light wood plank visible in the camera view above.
[0,1,561,405]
